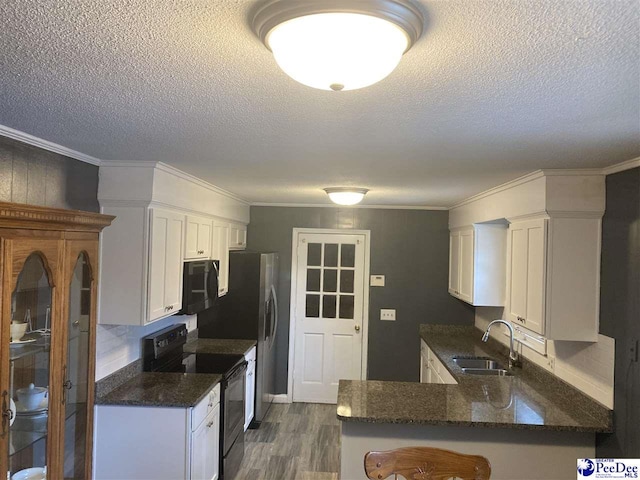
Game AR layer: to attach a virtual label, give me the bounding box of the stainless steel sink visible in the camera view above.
[460,367,512,376]
[453,357,505,370]
[453,357,513,376]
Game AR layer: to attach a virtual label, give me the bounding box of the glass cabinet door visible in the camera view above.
[63,253,92,480]
[7,253,53,479]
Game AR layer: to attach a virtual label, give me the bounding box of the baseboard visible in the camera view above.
[272,394,290,404]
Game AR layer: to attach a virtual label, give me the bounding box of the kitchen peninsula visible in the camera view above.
[337,325,612,480]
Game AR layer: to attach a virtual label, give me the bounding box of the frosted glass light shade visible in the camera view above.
[324,188,369,205]
[266,13,409,91]
[253,1,423,92]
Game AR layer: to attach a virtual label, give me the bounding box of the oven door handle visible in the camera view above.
[224,360,248,385]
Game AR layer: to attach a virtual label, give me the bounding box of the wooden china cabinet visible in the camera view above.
[0,202,113,480]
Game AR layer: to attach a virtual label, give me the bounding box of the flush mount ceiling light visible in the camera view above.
[324,187,369,205]
[252,0,423,91]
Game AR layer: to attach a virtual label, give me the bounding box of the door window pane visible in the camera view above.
[308,243,321,266]
[339,296,355,319]
[340,270,354,293]
[323,295,337,318]
[9,254,52,477]
[324,244,338,267]
[306,295,320,317]
[64,253,92,479]
[306,269,321,292]
[341,244,355,267]
[323,269,337,292]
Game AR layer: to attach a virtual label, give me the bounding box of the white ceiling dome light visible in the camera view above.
[324,187,370,205]
[252,0,423,91]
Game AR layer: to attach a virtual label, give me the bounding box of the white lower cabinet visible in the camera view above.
[191,406,220,480]
[420,340,457,385]
[244,346,257,431]
[94,384,221,480]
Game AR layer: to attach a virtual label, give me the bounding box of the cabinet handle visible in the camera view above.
[1,391,10,438]
[207,421,214,428]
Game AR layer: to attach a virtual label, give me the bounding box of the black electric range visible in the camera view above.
[142,324,246,480]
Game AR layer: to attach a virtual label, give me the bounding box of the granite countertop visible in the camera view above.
[184,337,257,356]
[337,325,613,433]
[96,372,222,408]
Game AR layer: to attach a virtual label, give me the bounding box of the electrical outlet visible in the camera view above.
[380,309,396,321]
[370,275,385,287]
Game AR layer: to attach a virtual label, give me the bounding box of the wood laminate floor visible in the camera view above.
[235,403,340,480]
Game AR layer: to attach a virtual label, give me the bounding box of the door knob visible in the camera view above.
[354,325,360,332]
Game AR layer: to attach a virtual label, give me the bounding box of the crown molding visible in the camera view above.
[250,202,448,210]
[449,170,546,210]
[100,160,250,205]
[602,156,640,175]
[0,124,102,166]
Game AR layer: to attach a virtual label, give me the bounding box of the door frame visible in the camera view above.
[286,228,371,403]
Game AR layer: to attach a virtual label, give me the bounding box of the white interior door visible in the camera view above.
[293,232,366,403]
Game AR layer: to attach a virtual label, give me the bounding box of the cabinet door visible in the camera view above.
[185,216,212,260]
[148,209,185,322]
[1,240,61,479]
[448,231,461,295]
[506,219,546,335]
[61,242,99,480]
[244,361,255,431]
[229,224,247,251]
[458,228,474,303]
[212,222,229,296]
[191,406,220,480]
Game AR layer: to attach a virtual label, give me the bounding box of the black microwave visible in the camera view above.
[179,260,219,315]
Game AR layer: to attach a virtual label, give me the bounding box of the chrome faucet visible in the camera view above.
[482,320,521,369]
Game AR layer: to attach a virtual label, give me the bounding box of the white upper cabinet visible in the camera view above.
[449,171,605,343]
[448,224,507,306]
[99,206,185,325]
[98,162,250,325]
[212,221,230,296]
[506,218,546,335]
[185,215,213,259]
[229,223,247,250]
[506,216,602,341]
[148,208,185,322]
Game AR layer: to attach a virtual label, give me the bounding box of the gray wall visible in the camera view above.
[0,136,99,212]
[247,206,475,393]
[597,167,640,457]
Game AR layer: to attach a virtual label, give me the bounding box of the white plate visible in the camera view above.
[9,338,36,347]
[15,396,48,414]
[11,467,46,480]
[9,399,15,427]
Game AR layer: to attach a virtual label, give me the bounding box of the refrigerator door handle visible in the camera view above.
[270,284,278,349]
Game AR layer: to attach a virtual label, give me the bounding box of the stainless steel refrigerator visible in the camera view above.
[198,251,279,427]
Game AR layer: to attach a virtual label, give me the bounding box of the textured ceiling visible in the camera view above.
[1,0,638,207]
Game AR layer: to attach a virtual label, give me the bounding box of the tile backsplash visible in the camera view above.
[476,307,615,408]
[95,314,197,380]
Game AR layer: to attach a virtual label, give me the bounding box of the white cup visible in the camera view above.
[10,323,28,342]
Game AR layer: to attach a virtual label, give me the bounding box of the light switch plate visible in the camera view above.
[370,275,385,287]
[380,309,396,321]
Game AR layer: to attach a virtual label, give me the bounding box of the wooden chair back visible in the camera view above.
[364,446,491,480]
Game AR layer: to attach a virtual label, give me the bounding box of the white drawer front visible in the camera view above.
[192,383,221,431]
